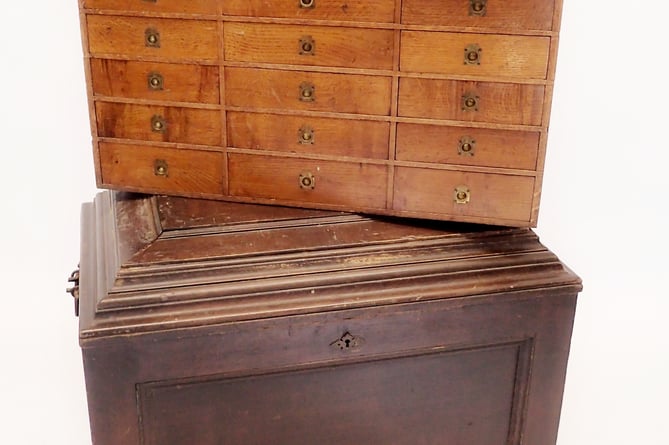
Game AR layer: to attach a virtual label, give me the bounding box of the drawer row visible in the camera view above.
[98,142,535,224]
[96,106,541,170]
[82,0,557,32]
[86,17,552,79]
[91,64,546,126]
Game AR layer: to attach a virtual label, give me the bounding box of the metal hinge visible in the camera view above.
[66,266,80,317]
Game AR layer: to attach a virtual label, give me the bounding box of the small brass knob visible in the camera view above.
[461,93,479,112]
[154,159,168,177]
[299,82,315,102]
[298,125,315,144]
[469,0,487,16]
[458,136,476,156]
[299,36,315,55]
[454,186,471,204]
[147,72,163,90]
[145,28,160,48]
[464,44,481,65]
[299,172,315,189]
[299,0,315,8]
[151,115,167,133]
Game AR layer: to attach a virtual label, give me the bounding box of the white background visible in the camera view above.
[1,1,667,444]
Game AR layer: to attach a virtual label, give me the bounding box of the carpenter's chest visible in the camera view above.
[78,0,562,226]
[75,191,581,444]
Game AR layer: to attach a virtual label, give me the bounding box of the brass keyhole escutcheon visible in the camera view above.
[458,136,476,156]
[469,0,487,16]
[147,72,163,90]
[299,36,315,55]
[461,93,479,112]
[145,28,160,48]
[464,44,481,65]
[151,115,167,133]
[299,172,315,189]
[299,82,315,102]
[154,159,168,177]
[299,0,315,9]
[298,125,315,145]
[454,186,471,204]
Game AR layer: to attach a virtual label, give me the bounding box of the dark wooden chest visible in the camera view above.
[74,191,581,445]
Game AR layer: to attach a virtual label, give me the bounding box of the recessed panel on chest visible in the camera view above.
[98,142,225,195]
[401,0,555,31]
[224,23,395,70]
[228,153,388,209]
[400,31,550,80]
[89,59,220,104]
[86,15,219,62]
[222,0,395,23]
[82,0,219,14]
[393,167,534,222]
[225,67,392,116]
[95,102,222,146]
[398,77,545,126]
[227,112,390,159]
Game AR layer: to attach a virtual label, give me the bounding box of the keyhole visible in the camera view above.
[344,339,351,348]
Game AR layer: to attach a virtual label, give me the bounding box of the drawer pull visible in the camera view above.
[147,72,163,90]
[461,93,479,111]
[154,159,168,177]
[299,36,315,55]
[299,0,315,9]
[145,28,160,48]
[330,332,362,351]
[150,115,167,133]
[299,172,315,189]
[469,0,487,16]
[454,186,471,204]
[464,44,482,65]
[458,137,476,156]
[299,82,315,102]
[298,125,315,145]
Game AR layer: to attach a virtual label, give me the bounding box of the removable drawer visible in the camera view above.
[398,78,545,126]
[393,166,534,222]
[224,23,394,70]
[400,31,550,80]
[90,59,220,104]
[402,0,555,31]
[96,102,222,146]
[99,142,224,195]
[228,153,387,209]
[82,0,218,14]
[222,0,395,23]
[227,112,390,159]
[86,15,218,62]
[225,67,392,116]
[396,123,539,170]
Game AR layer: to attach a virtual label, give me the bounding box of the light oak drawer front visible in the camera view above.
[226,67,392,116]
[99,142,224,195]
[82,0,218,14]
[393,167,534,222]
[86,15,218,61]
[398,78,545,126]
[402,0,555,31]
[222,0,395,23]
[96,102,222,146]
[224,23,394,70]
[90,59,220,104]
[400,31,550,80]
[229,154,387,209]
[227,112,390,159]
[396,123,539,170]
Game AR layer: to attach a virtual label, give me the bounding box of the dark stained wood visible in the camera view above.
[77,192,581,445]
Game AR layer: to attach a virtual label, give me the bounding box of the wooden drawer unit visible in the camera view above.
[78,0,565,226]
[72,192,581,445]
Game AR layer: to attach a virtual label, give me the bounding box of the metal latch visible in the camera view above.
[66,266,80,317]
